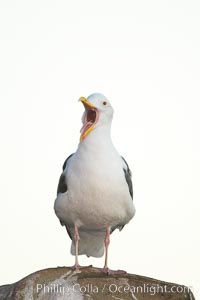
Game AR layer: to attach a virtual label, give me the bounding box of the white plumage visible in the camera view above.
[54,93,135,272]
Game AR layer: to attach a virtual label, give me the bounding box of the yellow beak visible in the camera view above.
[79,96,97,142]
[79,96,95,108]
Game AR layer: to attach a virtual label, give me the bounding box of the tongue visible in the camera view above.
[80,121,93,135]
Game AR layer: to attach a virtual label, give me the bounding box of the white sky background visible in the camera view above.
[0,0,200,298]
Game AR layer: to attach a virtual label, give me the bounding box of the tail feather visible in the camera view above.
[71,230,105,258]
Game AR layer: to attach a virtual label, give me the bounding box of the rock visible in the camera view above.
[0,267,195,300]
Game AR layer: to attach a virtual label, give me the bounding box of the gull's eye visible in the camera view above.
[103,101,107,106]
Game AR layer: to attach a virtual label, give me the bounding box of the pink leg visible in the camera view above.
[74,225,80,270]
[102,226,127,275]
[103,227,110,273]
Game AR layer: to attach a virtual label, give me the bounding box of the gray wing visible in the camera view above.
[57,153,74,195]
[62,153,74,171]
[111,156,133,234]
[56,153,74,238]
[121,156,133,199]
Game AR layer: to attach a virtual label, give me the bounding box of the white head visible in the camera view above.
[79,93,114,141]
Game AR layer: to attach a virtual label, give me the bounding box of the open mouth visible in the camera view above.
[80,101,99,141]
[85,106,97,124]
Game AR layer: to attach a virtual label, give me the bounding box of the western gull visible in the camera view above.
[54,93,136,273]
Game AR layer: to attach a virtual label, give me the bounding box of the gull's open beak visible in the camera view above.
[79,96,98,142]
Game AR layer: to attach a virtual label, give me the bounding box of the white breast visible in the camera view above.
[54,132,135,230]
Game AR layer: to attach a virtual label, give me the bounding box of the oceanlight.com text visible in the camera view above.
[36,282,193,296]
